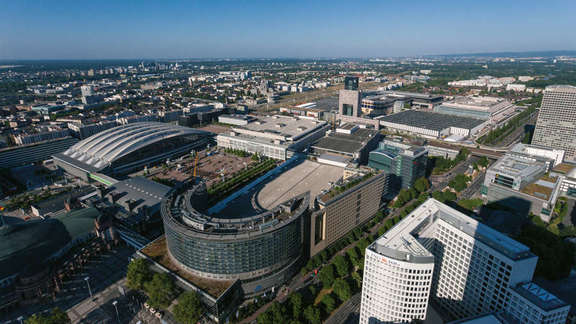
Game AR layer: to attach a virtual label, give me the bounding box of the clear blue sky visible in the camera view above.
[1,0,575,59]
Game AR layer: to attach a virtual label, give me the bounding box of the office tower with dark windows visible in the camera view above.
[368,139,428,190]
[339,76,362,117]
[532,85,576,162]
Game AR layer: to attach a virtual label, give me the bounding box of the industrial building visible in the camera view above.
[310,124,381,165]
[434,96,517,125]
[216,115,328,160]
[368,139,428,189]
[359,198,569,324]
[378,110,487,140]
[54,122,210,182]
[532,85,576,162]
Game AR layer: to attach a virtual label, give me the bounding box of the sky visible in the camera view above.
[1,0,576,60]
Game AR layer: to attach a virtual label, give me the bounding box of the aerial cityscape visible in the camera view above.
[1,1,576,324]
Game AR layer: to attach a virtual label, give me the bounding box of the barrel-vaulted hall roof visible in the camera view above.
[59,122,206,171]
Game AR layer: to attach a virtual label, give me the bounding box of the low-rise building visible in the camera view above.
[378,110,487,139]
[217,115,329,160]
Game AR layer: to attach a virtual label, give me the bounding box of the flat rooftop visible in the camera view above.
[256,160,343,209]
[372,198,534,263]
[441,96,512,111]
[378,110,485,131]
[140,236,234,298]
[232,115,326,140]
[511,282,568,311]
[312,128,379,154]
[490,154,549,178]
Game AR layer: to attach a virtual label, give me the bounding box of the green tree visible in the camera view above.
[173,291,204,324]
[25,308,70,324]
[414,177,430,192]
[333,279,352,302]
[126,258,151,290]
[318,264,335,288]
[303,305,321,324]
[449,174,469,192]
[321,293,337,313]
[289,292,303,320]
[356,238,370,256]
[144,273,177,308]
[333,255,351,278]
[346,247,360,265]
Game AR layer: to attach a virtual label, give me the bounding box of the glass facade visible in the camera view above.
[164,218,302,276]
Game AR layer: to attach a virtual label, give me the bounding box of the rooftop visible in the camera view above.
[312,128,379,155]
[489,153,549,179]
[441,96,512,112]
[511,282,568,311]
[370,199,534,264]
[229,115,326,142]
[256,160,343,209]
[109,176,171,208]
[378,110,485,131]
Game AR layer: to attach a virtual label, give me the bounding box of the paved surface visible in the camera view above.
[325,293,361,324]
[257,160,343,209]
[1,246,135,323]
[459,172,485,201]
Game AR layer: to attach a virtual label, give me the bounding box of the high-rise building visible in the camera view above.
[532,85,576,162]
[359,198,568,324]
[368,139,428,189]
[344,76,359,90]
[339,76,362,117]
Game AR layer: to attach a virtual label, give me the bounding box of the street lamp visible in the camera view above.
[112,300,120,323]
[84,276,93,298]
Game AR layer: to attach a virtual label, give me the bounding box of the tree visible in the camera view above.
[173,291,204,324]
[144,273,177,308]
[126,258,151,291]
[346,247,360,265]
[318,264,335,288]
[289,292,303,320]
[303,305,321,324]
[333,255,351,278]
[413,177,430,193]
[449,174,469,192]
[333,279,352,302]
[321,293,337,313]
[356,238,370,256]
[25,308,70,324]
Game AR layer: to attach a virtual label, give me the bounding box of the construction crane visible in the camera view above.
[192,152,200,177]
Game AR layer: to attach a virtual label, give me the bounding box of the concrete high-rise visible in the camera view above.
[339,76,361,117]
[532,85,576,162]
[359,198,568,324]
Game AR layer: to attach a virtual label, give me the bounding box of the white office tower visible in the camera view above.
[532,85,576,162]
[360,198,568,324]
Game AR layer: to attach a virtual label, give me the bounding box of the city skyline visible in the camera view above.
[2,0,576,60]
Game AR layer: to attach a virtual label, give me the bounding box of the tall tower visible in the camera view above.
[339,76,362,117]
[532,85,576,162]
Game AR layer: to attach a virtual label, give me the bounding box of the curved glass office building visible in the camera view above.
[161,183,309,295]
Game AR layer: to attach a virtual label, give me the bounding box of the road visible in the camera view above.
[1,246,135,324]
[325,293,361,324]
[458,172,485,201]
